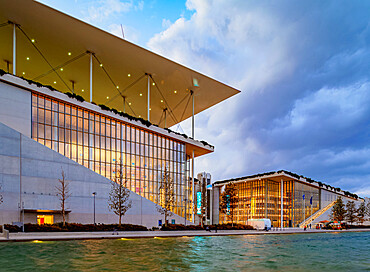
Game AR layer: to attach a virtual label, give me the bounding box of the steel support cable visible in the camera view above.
[32,51,88,81]
[157,109,165,126]
[17,25,72,92]
[149,75,179,125]
[106,73,146,105]
[0,21,11,28]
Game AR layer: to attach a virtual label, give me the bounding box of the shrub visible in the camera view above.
[160,223,254,231]
[4,223,147,233]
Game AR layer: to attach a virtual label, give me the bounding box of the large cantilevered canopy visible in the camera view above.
[0,0,240,128]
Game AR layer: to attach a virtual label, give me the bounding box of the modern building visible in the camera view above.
[212,170,360,228]
[0,0,239,227]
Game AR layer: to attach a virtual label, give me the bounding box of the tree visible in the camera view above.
[198,178,207,227]
[346,201,357,225]
[219,182,238,226]
[157,167,175,226]
[356,202,366,225]
[331,197,346,222]
[108,162,132,226]
[56,169,71,227]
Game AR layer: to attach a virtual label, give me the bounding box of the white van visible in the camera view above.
[247,219,272,231]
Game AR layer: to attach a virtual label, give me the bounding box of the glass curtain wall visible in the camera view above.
[31,93,191,219]
[220,179,318,227]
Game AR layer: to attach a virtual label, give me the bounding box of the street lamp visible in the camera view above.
[92,192,96,225]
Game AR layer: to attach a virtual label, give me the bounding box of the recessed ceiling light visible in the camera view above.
[139,115,141,118]
[31,39,35,43]
[106,96,109,99]
[22,72,25,75]
[82,89,84,92]
[68,52,71,56]
[140,93,142,96]
[128,74,131,77]
[161,100,163,103]
[60,68,63,71]
[26,57,30,60]
[174,90,177,93]
[129,102,131,105]
[100,63,103,67]
[116,86,119,89]
[54,81,57,84]
[152,82,155,86]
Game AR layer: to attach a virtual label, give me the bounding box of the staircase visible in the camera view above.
[299,200,336,228]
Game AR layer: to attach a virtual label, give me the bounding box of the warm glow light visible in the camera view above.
[152,82,155,86]
[54,81,57,84]
[68,52,71,56]
[60,68,63,71]
[31,39,35,43]
[82,89,84,92]
[140,93,142,96]
[128,74,131,77]
[174,90,177,93]
[100,63,103,67]
[149,108,151,111]
[139,115,141,117]
[32,240,43,243]
[26,57,30,60]
[116,86,119,89]
[106,96,109,99]
[161,100,163,103]
[129,102,131,105]
[22,72,25,75]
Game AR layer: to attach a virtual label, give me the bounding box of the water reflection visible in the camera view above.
[0,232,368,271]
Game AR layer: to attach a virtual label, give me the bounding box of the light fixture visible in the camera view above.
[140,93,142,96]
[82,89,84,92]
[60,68,63,71]
[152,82,155,86]
[149,108,151,111]
[26,57,30,60]
[116,86,119,89]
[22,72,25,75]
[100,63,103,67]
[68,52,71,56]
[53,81,57,84]
[129,102,131,105]
[174,90,177,94]
[106,96,109,99]
[139,115,141,118]
[128,74,131,77]
[31,39,35,43]
[161,100,163,103]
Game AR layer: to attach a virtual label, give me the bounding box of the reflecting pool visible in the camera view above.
[0,232,369,271]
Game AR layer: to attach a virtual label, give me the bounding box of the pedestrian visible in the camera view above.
[215,225,218,233]
[304,226,307,231]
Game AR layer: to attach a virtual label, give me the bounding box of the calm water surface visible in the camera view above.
[0,232,369,271]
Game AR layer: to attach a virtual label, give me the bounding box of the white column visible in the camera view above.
[90,53,93,102]
[192,149,195,223]
[192,91,195,139]
[13,23,16,75]
[147,74,150,121]
[281,178,284,229]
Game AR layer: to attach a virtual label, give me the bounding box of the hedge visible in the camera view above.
[161,223,254,231]
[3,223,148,233]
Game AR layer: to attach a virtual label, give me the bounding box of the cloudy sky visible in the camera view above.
[39,0,370,197]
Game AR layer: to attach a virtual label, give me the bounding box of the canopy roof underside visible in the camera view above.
[0,0,240,128]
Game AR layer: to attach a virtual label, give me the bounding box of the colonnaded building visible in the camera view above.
[0,0,239,227]
[211,171,360,228]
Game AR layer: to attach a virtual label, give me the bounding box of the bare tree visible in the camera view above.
[108,161,132,226]
[56,169,71,227]
[198,179,207,227]
[0,184,3,205]
[157,167,175,226]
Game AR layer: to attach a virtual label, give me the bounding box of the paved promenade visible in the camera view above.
[1,228,369,242]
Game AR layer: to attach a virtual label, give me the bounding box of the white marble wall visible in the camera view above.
[0,121,188,227]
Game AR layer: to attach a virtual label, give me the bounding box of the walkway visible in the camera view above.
[1,228,369,242]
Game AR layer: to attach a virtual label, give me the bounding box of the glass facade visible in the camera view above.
[31,93,191,220]
[219,179,320,227]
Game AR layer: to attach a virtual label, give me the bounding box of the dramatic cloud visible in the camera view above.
[148,0,370,196]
